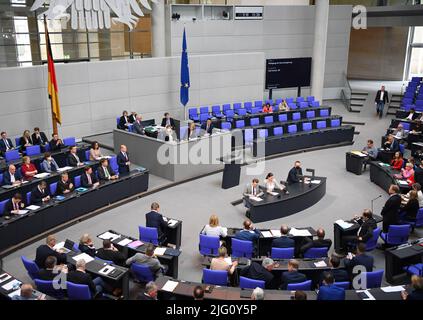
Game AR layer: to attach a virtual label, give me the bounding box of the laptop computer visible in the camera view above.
[62,239,75,253]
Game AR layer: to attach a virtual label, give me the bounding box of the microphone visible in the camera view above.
[371,195,383,213]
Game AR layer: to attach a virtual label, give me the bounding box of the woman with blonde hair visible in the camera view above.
[21,156,38,181]
[201,214,227,237]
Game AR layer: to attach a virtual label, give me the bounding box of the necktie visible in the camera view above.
[87,173,92,185]
[253,187,256,196]
[4,139,9,149]
[74,154,80,163]
[104,167,110,179]
[13,201,18,211]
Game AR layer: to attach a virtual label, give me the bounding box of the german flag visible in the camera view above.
[44,17,61,125]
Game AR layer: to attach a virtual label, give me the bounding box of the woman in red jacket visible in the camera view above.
[21,156,38,181]
[391,151,404,170]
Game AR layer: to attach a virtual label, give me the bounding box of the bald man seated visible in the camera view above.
[299,228,332,257]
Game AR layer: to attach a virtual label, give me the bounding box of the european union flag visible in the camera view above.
[180,28,190,106]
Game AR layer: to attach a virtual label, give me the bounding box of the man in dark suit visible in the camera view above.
[341,209,378,253]
[384,134,400,152]
[161,112,176,129]
[0,131,14,155]
[381,184,401,233]
[375,85,389,119]
[234,219,260,243]
[67,259,107,297]
[95,239,126,266]
[49,133,65,152]
[4,193,25,219]
[240,258,278,289]
[344,243,374,277]
[30,181,51,205]
[132,115,145,135]
[37,256,67,281]
[319,255,349,284]
[272,225,295,248]
[56,172,74,195]
[280,259,307,290]
[299,228,332,257]
[287,161,303,184]
[31,127,49,146]
[118,111,130,130]
[201,119,214,135]
[129,111,137,123]
[81,166,99,188]
[137,281,158,300]
[3,164,22,186]
[35,235,67,268]
[116,144,130,174]
[414,160,423,187]
[317,272,345,300]
[67,146,83,167]
[145,202,168,241]
[97,158,118,182]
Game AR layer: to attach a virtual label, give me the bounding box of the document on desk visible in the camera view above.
[98,231,120,242]
[381,286,405,293]
[314,261,327,268]
[261,231,273,238]
[335,220,354,229]
[224,257,232,265]
[310,180,321,184]
[289,228,312,237]
[0,273,12,284]
[378,162,390,167]
[127,240,143,249]
[356,290,376,300]
[117,238,133,246]
[57,166,73,172]
[162,280,179,292]
[154,247,167,256]
[270,229,282,237]
[249,196,263,202]
[16,210,29,215]
[397,180,409,186]
[351,151,367,157]
[99,265,115,275]
[168,219,178,227]
[72,253,94,264]
[26,205,41,211]
[268,191,279,196]
[8,288,20,298]
[2,279,21,291]
[34,172,50,179]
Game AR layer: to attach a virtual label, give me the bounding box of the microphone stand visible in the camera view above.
[371,195,383,213]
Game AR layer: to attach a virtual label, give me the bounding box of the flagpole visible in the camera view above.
[44,16,58,135]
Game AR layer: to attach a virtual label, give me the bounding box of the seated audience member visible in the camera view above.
[0,131,14,155]
[392,123,406,140]
[67,259,107,298]
[68,146,83,167]
[89,141,103,161]
[322,255,349,284]
[234,219,260,243]
[341,209,377,252]
[287,161,303,184]
[97,158,118,181]
[408,156,417,170]
[201,214,227,237]
[317,272,345,301]
[19,129,33,152]
[30,181,51,205]
[186,122,198,140]
[240,258,277,289]
[280,259,307,290]
[56,172,74,195]
[49,133,64,152]
[37,255,67,281]
[35,234,67,268]
[402,275,423,300]
[193,286,205,300]
[262,103,273,113]
[415,160,423,187]
[129,111,137,123]
[294,291,307,300]
[126,243,165,278]
[381,184,401,233]
[118,110,131,130]
[133,115,145,135]
[405,108,416,121]
[146,202,168,240]
[401,190,419,222]
[362,139,378,170]
[3,164,22,186]
[41,152,59,173]
[278,100,290,112]
[11,283,45,300]
[158,125,176,142]
[395,163,415,186]
[263,172,285,193]
[251,287,265,300]
[81,166,99,188]
[78,233,96,257]
[117,144,130,174]
[161,112,176,129]
[299,228,332,257]
[390,151,404,170]
[96,239,126,266]
[21,156,38,181]
[345,243,374,276]
[272,225,295,248]
[4,193,25,219]
[210,247,238,275]
[384,134,400,152]
[31,127,48,147]
[403,183,423,207]
[138,281,158,300]
[201,119,214,135]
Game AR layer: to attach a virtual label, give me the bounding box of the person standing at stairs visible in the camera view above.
[375,85,390,119]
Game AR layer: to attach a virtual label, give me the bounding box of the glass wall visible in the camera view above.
[408,27,423,78]
[0,0,152,67]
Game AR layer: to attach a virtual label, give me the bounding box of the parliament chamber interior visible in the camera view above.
[1,0,423,313]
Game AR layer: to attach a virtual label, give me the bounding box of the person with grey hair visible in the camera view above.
[251,287,265,300]
[67,259,108,298]
[240,257,277,289]
[138,281,158,300]
[126,243,166,278]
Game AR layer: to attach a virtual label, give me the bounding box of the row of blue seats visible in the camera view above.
[3,137,77,163]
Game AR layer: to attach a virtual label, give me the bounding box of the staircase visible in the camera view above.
[386,93,403,116]
[349,91,368,113]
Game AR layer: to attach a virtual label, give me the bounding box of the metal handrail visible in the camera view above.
[341,72,352,112]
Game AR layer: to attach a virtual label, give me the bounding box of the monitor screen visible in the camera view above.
[265,58,312,89]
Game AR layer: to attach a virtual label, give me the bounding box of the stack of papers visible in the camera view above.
[127,240,143,249]
[26,205,40,211]
[289,228,312,237]
[249,196,263,202]
[34,173,50,179]
[270,229,282,237]
[72,253,94,264]
[351,151,367,157]
[2,279,21,291]
[154,247,167,256]
[335,220,354,229]
[381,286,405,293]
[162,280,179,292]
[168,219,178,227]
[261,231,273,238]
[117,238,133,246]
[98,231,120,242]
[314,261,327,268]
